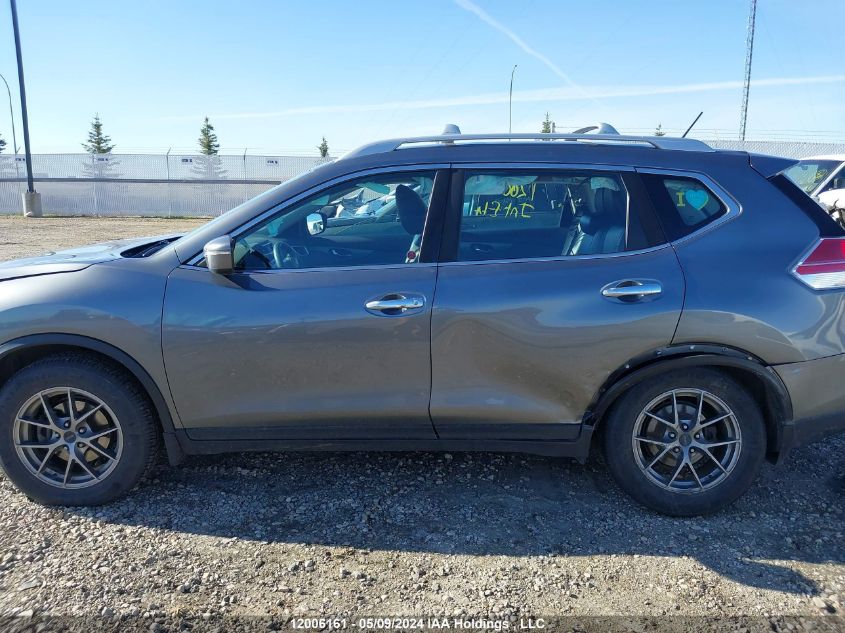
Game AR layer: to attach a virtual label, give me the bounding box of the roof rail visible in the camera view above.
[344,133,714,158]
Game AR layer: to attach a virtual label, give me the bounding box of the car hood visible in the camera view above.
[0,233,182,282]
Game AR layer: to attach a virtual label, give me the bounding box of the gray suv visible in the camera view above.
[1,130,844,516]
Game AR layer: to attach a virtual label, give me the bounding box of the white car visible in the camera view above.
[784,155,845,223]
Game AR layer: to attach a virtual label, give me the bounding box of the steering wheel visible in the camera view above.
[242,247,273,270]
[272,240,301,269]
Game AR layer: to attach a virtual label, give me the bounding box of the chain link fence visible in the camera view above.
[706,139,845,159]
[0,140,843,217]
[0,153,331,216]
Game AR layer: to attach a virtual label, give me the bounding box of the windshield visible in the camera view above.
[784,160,841,194]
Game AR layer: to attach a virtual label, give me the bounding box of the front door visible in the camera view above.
[430,166,686,440]
[162,168,448,440]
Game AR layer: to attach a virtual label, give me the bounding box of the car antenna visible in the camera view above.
[682,112,704,138]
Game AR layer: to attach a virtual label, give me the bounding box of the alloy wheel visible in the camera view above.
[13,387,123,489]
[631,388,742,492]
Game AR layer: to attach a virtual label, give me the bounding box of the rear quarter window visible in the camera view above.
[640,174,727,241]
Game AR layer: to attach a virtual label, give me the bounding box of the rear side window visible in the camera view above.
[453,170,663,262]
[640,174,727,241]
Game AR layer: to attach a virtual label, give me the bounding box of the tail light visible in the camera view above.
[793,238,845,289]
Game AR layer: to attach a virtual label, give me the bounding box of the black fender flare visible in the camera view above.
[0,333,185,465]
[584,344,794,458]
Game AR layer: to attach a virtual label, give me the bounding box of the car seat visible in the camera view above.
[395,184,427,262]
[565,185,627,256]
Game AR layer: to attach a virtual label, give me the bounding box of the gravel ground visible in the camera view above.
[0,216,842,632]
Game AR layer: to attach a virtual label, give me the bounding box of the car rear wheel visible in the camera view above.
[603,368,766,516]
[0,355,158,505]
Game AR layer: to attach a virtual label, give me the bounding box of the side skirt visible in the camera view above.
[171,427,595,463]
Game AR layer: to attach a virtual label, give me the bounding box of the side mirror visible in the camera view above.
[203,236,234,274]
[306,212,326,236]
[818,188,845,213]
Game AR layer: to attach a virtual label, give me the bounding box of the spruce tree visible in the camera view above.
[0,134,6,153]
[82,114,115,153]
[541,112,554,134]
[317,136,329,158]
[81,115,119,177]
[654,123,666,137]
[193,116,226,179]
[198,117,220,155]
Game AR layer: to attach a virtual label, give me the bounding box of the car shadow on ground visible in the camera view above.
[72,435,844,597]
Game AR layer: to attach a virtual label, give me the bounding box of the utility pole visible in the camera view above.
[9,0,40,216]
[739,0,757,141]
[508,64,517,134]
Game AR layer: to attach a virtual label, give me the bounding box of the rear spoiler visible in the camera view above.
[748,153,798,178]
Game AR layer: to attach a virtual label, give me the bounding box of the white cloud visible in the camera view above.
[160,75,845,122]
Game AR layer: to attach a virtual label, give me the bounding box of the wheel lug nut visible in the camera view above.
[76,442,84,448]
[694,434,700,440]
[673,447,680,453]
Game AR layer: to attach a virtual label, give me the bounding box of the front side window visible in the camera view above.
[455,170,655,262]
[820,165,845,194]
[232,171,435,270]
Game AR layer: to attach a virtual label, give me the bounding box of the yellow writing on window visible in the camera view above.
[473,182,536,219]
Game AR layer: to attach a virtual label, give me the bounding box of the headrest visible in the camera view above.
[395,185,427,235]
[580,186,625,235]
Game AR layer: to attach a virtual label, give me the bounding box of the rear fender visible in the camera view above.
[584,344,793,462]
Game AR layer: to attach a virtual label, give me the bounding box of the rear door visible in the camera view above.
[429,165,686,440]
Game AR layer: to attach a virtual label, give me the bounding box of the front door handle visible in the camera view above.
[601,280,663,299]
[365,293,426,315]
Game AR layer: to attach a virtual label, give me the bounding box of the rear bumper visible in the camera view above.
[774,352,845,456]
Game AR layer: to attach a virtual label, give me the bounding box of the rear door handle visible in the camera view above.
[365,293,426,315]
[601,280,663,299]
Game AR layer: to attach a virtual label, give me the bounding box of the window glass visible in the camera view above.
[232,171,435,270]
[660,178,726,227]
[456,170,653,262]
[640,174,727,241]
[784,160,840,194]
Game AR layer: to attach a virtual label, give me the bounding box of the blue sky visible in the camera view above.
[0,0,843,154]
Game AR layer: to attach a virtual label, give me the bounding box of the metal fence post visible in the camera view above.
[165,148,172,218]
[90,154,99,215]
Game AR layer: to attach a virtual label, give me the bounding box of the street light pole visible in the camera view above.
[0,72,19,180]
[9,0,40,216]
[0,73,18,154]
[508,64,517,134]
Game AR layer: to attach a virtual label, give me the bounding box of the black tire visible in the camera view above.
[602,368,766,516]
[0,354,158,505]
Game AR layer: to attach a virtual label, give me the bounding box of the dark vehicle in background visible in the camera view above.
[1,127,845,516]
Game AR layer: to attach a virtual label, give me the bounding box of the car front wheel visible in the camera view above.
[0,354,158,505]
[603,368,766,516]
